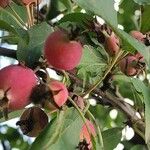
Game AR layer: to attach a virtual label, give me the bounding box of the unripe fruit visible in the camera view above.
[0,65,37,110]
[49,80,68,107]
[0,0,11,8]
[16,107,48,137]
[130,30,145,42]
[44,30,83,70]
[80,120,96,149]
[105,33,120,56]
[119,56,138,76]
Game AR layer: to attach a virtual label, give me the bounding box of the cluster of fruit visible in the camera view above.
[1,0,149,148]
[0,3,94,146]
[98,27,147,76]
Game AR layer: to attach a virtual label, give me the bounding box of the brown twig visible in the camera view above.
[0,47,17,59]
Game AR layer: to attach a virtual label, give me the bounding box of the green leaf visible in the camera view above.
[30,108,83,150]
[141,5,150,32]
[118,0,138,32]
[59,12,92,27]
[74,0,117,27]
[130,144,147,150]
[59,0,73,12]
[131,78,150,144]
[113,75,143,107]
[77,45,107,84]
[102,128,122,150]
[6,2,28,23]
[17,22,53,67]
[0,7,29,44]
[134,0,150,5]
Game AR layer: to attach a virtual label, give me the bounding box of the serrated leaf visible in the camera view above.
[131,78,150,144]
[77,45,106,84]
[17,22,53,67]
[74,0,117,27]
[102,128,122,150]
[30,108,83,150]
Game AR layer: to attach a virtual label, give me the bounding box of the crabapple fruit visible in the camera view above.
[0,65,37,111]
[16,107,48,137]
[80,120,96,149]
[119,55,139,76]
[105,32,120,56]
[130,30,145,42]
[49,80,68,107]
[0,0,10,8]
[44,30,83,70]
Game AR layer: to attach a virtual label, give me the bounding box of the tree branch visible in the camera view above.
[0,47,145,137]
[67,71,145,135]
[0,47,17,59]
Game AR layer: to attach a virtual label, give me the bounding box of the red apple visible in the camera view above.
[0,65,37,110]
[44,30,83,70]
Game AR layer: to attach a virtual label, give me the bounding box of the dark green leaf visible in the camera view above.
[74,0,117,27]
[141,5,150,32]
[130,144,147,150]
[0,7,29,44]
[102,128,122,150]
[77,45,107,84]
[59,12,92,27]
[131,78,150,144]
[118,0,138,32]
[17,22,53,67]
[30,108,83,150]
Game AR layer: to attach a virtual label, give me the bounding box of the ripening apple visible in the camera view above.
[130,30,145,42]
[0,65,37,110]
[105,32,120,56]
[119,55,138,76]
[80,120,96,149]
[44,30,83,70]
